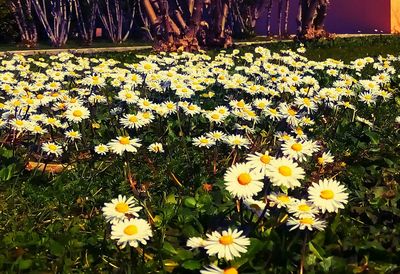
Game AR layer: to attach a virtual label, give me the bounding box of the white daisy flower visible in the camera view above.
[265,157,305,189]
[186,237,206,249]
[111,218,152,248]
[267,192,297,208]
[65,106,90,123]
[308,178,349,213]
[287,216,327,231]
[246,151,274,175]
[317,151,334,166]
[281,139,313,162]
[223,134,251,149]
[193,136,216,148]
[42,142,63,157]
[224,162,264,199]
[108,136,142,155]
[287,199,319,218]
[148,142,164,153]
[102,195,142,224]
[95,144,109,155]
[204,228,250,261]
[65,130,82,140]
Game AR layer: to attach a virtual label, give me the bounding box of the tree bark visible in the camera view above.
[98,0,136,43]
[32,0,72,47]
[297,0,331,40]
[8,0,38,47]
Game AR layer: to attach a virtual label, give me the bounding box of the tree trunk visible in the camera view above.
[32,0,72,47]
[98,0,136,43]
[8,0,38,47]
[283,0,290,36]
[266,0,273,36]
[297,0,331,40]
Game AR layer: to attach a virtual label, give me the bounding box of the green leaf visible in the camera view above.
[0,148,13,159]
[309,241,325,260]
[165,194,177,204]
[162,242,177,255]
[364,130,380,145]
[183,197,196,208]
[18,259,32,270]
[49,240,65,256]
[176,249,193,260]
[182,260,201,270]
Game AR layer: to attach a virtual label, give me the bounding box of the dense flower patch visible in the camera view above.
[0,47,399,273]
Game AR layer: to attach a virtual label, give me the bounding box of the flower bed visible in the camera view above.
[0,47,399,273]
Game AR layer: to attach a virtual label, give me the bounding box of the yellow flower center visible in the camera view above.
[124,224,138,235]
[278,166,292,176]
[143,63,152,70]
[320,189,334,200]
[291,143,302,152]
[219,235,234,245]
[237,173,252,185]
[277,195,290,203]
[364,94,372,100]
[296,128,303,135]
[224,267,238,274]
[129,116,138,123]
[15,120,24,126]
[115,202,129,213]
[143,101,150,106]
[303,98,311,106]
[48,144,58,151]
[121,91,133,99]
[237,100,245,108]
[73,110,83,117]
[299,218,314,225]
[188,105,196,111]
[260,155,271,164]
[119,137,130,145]
[200,139,209,144]
[288,108,297,116]
[317,157,324,165]
[211,113,220,120]
[47,118,56,124]
[298,204,311,212]
[269,108,277,114]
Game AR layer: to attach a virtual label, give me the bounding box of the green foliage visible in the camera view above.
[0,0,18,42]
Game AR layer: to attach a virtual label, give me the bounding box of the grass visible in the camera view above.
[76,35,400,64]
[0,38,152,51]
[3,35,400,65]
